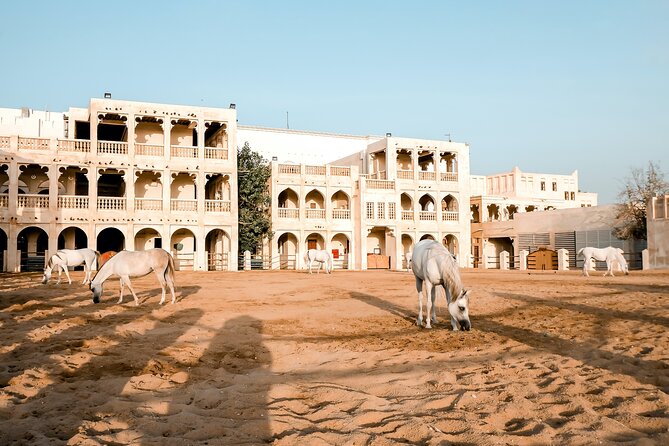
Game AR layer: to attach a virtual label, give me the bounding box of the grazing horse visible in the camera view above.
[90,248,177,305]
[578,246,629,277]
[411,239,471,330]
[304,249,333,274]
[42,248,99,285]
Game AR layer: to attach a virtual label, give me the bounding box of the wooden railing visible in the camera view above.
[135,198,163,211]
[171,199,198,211]
[135,143,164,157]
[58,139,91,152]
[18,194,49,208]
[277,208,299,218]
[18,137,49,151]
[58,195,89,209]
[205,199,231,212]
[98,197,126,210]
[171,145,198,158]
[98,141,128,155]
[205,147,228,160]
[332,209,350,219]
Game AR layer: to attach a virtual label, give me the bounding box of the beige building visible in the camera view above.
[0,98,237,272]
[647,194,669,269]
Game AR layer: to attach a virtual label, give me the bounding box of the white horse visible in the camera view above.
[578,246,629,277]
[42,248,99,285]
[411,239,471,330]
[304,249,333,274]
[90,248,177,305]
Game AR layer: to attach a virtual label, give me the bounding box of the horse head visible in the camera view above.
[91,283,103,304]
[41,268,51,284]
[447,289,471,331]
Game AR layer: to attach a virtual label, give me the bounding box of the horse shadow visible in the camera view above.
[133,285,201,304]
[349,291,416,324]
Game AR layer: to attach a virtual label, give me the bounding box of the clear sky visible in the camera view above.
[1,0,667,204]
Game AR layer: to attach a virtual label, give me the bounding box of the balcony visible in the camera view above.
[442,211,459,221]
[418,171,436,181]
[98,141,128,155]
[0,193,9,208]
[401,210,413,221]
[17,194,49,208]
[171,199,197,212]
[135,198,163,211]
[205,199,231,212]
[18,137,49,151]
[419,211,436,221]
[278,164,300,174]
[205,147,228,160]
[365,179,395,190]
[397,170,414,180]
[332,209,350,219]
[305,165,326,176]
[135,143,164,157]
[277,208,299,219]
[305,209,326,219]
[58,195,89,209]
[0,136,9,149]
[171,145,198,159]
[98,197,126,211]
[58,139,91,153]
[330,166,350,176]
[441,172,458,182]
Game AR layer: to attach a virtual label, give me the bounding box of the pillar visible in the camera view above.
[519,250,529,271]
[500,251,509,270]
[557,248,569,271]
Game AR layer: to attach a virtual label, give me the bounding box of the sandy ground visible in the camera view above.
[1,267,669,446]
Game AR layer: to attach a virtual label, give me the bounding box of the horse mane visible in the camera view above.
[436,251,464,299]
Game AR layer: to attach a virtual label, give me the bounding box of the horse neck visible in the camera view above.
[91,258,114,286]
[440,258,464,299]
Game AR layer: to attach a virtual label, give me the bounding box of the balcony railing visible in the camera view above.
[58,195,89,209]
[135,143,164,157]
[98,197,126,211]
[171,145,198,158]
[135,198,163,211]
[366,179,395,190]
[418,171,436,181]
[205,199,231,212]
[441,172,458,182]
[277,208,299,218]
[305,208,326,219]
[278,164,300,174]
[98,141,128,155]
[18,137,50,151]
[171,199,197,212]
[18,194,49,208]
[205,147,228,160]
[0,193,9,208]
[442,211,459,221]
[58,139,91,153]
[397,170,414,180]
[305,165,326,176]
[330,166,350,176]
[401,210,413,221]
[332,209,350,219]
[419,211,437,221]
[0,136,9,148]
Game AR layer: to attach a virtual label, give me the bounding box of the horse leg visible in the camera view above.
[118,278,125,304]
[415,277,424,327]
[122,276,140,306]
[155,270,167,305]
[430,286,438,326]
[63,265,72,285]
[424,282,436,329]
[444,287,459,331]
[582,257,590,277]
[82,263,90,284]
[605,259,614,277]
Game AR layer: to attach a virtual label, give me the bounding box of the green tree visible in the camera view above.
[614,161,669,240]
[237,142,272,253]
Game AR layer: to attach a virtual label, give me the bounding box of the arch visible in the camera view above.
[58,166,89,196]
[487,203,500,221]
[277,232,299,270]
[170,172,197,200]
[470,204,480,223]
[304,232,325,251]
[98,168,126,197]
[330,190,350,209]
[0,227,7,271]
[97,227,126,253]
[18,164,49,194]
[418,193,436,211]
[206,228,231,271]
[58,226,88,250]
[278,188,299,208]
[419,234,435,241]
[305,189,325,209]
[0,164,8,194]
[135,227,163,251]
[17,226,49,271]
[441,194,459,212]
[134,170,162,199]
[205,173,230,200]
[442,234,459,256]
[171,228,196,271]
[331,233,350,269]
[401,234,414,269]
[400,193,413,211]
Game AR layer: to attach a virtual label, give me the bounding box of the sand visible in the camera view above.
[1,268,668,445]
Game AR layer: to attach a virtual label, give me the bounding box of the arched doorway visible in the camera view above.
[277,232,298,270]
[442,234,459,257]
[135,228,162,251]
[17,226,48,271]
[331,233,350,269]
[419,234,435,241]
[97,227,125,253]
[58,227,88,250]
[171,228,196,270]
[0,228,8,272]
[206,229,230,271]
[401,234,414,269]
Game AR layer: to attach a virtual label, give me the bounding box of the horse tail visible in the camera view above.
[94,251,101,270]
[166,252,177,287]
[577,247,585,257]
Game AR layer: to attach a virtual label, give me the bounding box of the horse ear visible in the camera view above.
[462,289,471,300]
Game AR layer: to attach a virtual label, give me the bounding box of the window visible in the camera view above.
[571,192,575,200]
[540,181,546,191]
[564,191,570,200]
[552,182,557,191]
[366,202,374,219]
[389,202,396,220]
[377,202,385,219]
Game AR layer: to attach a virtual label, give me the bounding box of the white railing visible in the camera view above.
[305,165,326,175]
[205,199,231,212]
[135,198,163,211]
[441,172,458,182]
[98,197,126,210]
[419,171,436,181]
[366,179,395,190]
[278,208,299,218]
[171,199,197,211]
[171,145,198,158]
[397,170,414,180]
[419,211,437,221]
[205,147,228,160]
[58,139,91,152]
[332,209,350,219]
[278,164,300,174]
[18,194,49,208]
[58,195,89,209]
[135,143,164,157]
[401,210,413,221]
[306,209,326,219]
[0,136,9,148]
[0,194,9,208]
[330,166,350,176]
[98,141,128,155]
[442,211,459,221]
[18,137,50,151]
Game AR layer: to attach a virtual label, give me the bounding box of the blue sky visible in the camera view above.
[1,0,667,204]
